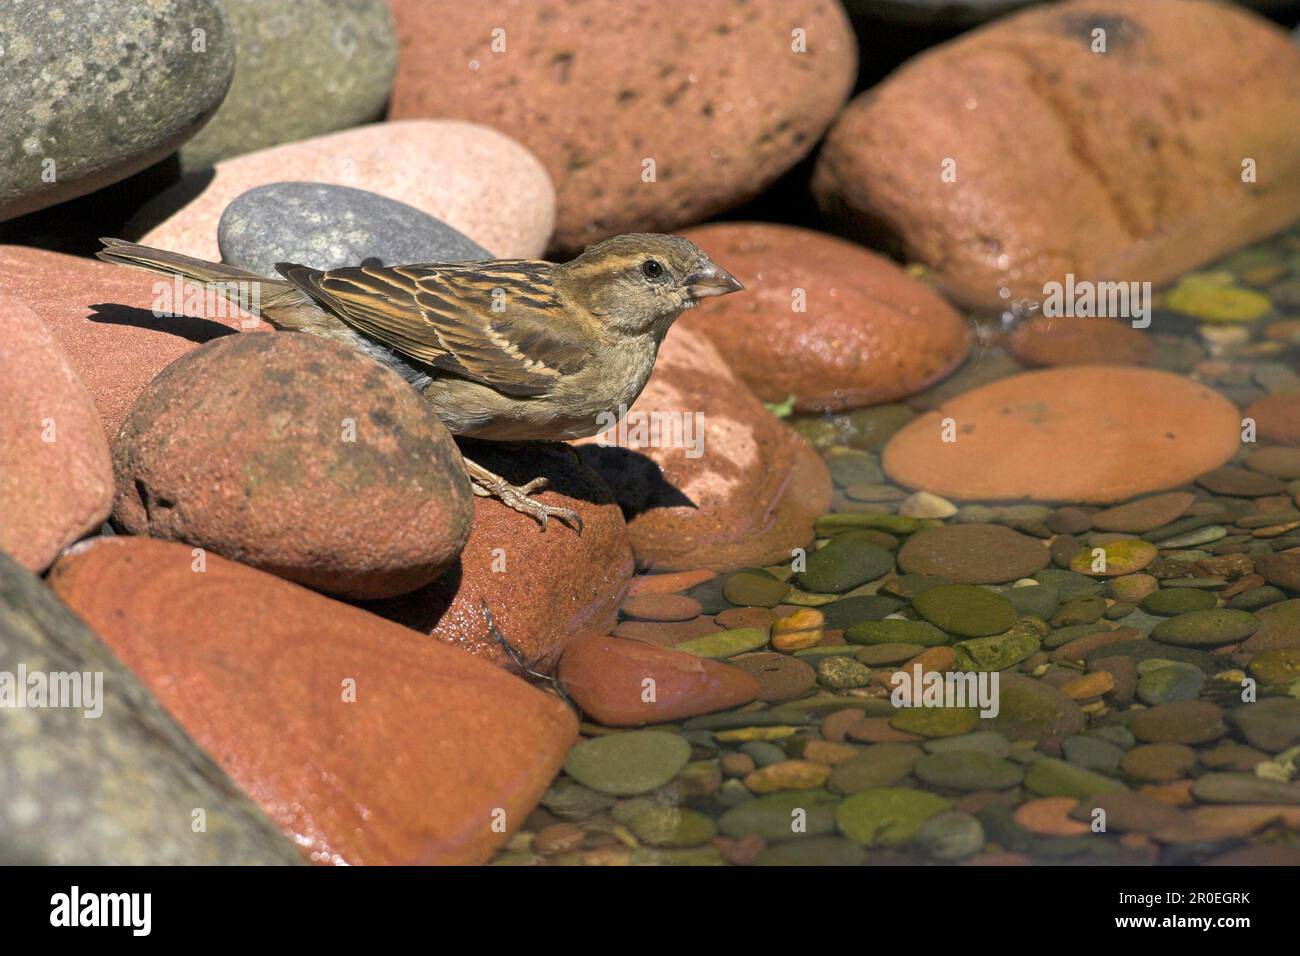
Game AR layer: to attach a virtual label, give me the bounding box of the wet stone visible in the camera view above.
[1190,773,1300,805]
[846,619,950,646]
[912,584,1017,637]
[897,524,1050,584]
[1247,648,1300,685]
[1135,662,1206,705]
[822,595,906,629]
[1130,700,1227,745]
[717,789,840,842]
[922,731,1012,759]
[816,655,873,689]
[1150,609,1258,647]
[1086,640,1221,673]
[611,799,717,847]
[722,569,790,608]
[1119,743,1197,783]
[1226,699,1300,753]
[563,731,692,796]
[953,627,1042,672]
[1024,758,1128,800]
[676,627,772,659]
[1069,539,1159,577]
[1141,588,1218,616]
[836,788,952,846]
[913,752,1024,791]
[1061,735,1124,774]
[730,652,818,702]
[1003,582,1061,620]
[796,538,895,594]
[854,642,926,665]
[1034,569,1105,600]
[827,742,922,794]
[890,707,980,738]
[917,810,985,860]
[1197,466,1287,497]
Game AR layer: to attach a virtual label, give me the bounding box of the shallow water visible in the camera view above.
[496,223,1300,867]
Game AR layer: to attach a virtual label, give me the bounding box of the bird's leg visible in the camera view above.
[462,455,584,533]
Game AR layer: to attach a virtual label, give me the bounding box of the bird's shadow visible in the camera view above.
[86,303,240,345]
[360,441,697,632]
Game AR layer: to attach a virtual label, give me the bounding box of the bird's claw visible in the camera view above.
[473,472,583,533]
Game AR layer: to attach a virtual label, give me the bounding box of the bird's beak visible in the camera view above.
[686,263,744,298]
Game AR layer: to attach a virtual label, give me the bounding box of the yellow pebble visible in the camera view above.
[743,759,831,794]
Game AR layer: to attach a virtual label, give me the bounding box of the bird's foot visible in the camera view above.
[463,456,584,533]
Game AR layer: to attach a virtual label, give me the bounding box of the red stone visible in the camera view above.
[0,296,113,571]
[558,632,760,727]
[48,537,577,865]
[366,442,634,673]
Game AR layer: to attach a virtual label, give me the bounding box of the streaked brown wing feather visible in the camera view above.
[275,260,591,397]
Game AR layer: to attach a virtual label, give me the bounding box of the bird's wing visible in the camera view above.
[274,260,591,397]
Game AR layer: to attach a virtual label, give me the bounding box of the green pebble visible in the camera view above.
[741,741,788,767]
[540,778,615,820]
[816,656,873,689]
[1225,586,1287,611]
[1024,757,1128,799]
[881,573,952,598]
[1040,622,1110,650]
[1150,609,1259,647]
[913,584,1017,637]
[913,752,1024,791]
[1061,735,1123,774]
[828,743,922,794]
[717,789,840,842]
[845,618,949,647]
[826,449,884,486]
[1140,587,1218,616]
[1034,568,1105,600]
[889,707,980,738]
[953,627,1041,671]
[836,787,951,846]
[721,568,790,607]
[1051,595,1107,627]
[796,538,895,594]
[611,798,717,847]
[675,627,770,659]
[921,731,1011,758]
[563,731,692,796]
[916,810,984,860]
[822,595,906,629]
[1136,662,1206,706]
[1002,583,1061,619]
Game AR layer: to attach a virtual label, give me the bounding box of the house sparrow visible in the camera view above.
[97,233,743,530]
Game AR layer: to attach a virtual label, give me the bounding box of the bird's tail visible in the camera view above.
[96,238,310,326]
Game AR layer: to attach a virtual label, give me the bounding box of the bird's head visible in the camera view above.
[557,233,743,337]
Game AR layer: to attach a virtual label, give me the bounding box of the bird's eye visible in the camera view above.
[641,259,664,280]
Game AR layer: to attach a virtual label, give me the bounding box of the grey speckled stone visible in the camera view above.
[180,0,397,170]
[0,550,301,864]
[219,181,491,274]
[0,0,235,221]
